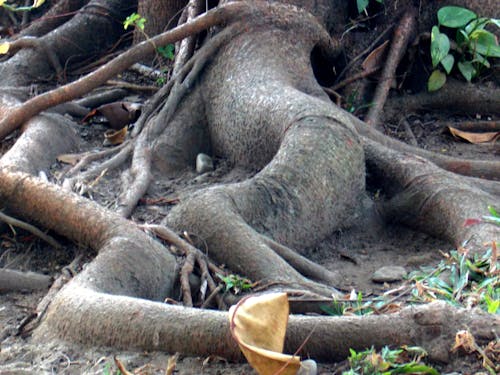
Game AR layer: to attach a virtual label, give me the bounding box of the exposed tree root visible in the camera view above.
[366,9,416,129]
[364,138,500,253]
[118,22,245,217]
[140,223,227,310]
[0,0,498,366]
[0,268,52,293]
[351,113,500,180]
[384,79,500,120]
[172,0,204,76]
[0,1,252,140]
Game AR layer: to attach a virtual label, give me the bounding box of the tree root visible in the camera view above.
[141,223,227,310]
[118,22,245,217]
[384,79,500,120]
[366,9,416,129]
[0,1,253,140]
[0,268,52,293]
[351,112,500,180]
[363,137,500,253]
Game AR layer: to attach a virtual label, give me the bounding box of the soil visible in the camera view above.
[0,26,498,375]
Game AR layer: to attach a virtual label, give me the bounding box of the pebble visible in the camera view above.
[298,359,317,375]
[196,153,214,174]
[372,266,407,283]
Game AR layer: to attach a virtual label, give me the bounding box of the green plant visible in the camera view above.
[343,346,438,375]
[356,0,383,15]
[157,44,175,60]
[123,12,146,31]
[409,246,499,313]
[0,0,45,12]
[103,363,122,375]
[321,291,379,316]
[217,273,253,294]
[428,6,500,91]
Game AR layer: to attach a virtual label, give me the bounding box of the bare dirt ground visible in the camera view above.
[0,79,498,373]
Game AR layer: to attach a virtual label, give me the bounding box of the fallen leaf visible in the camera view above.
[103,127,127,146]
[362,40,389,71]
[96,101,141,130]
[448,126,499,143]
[166,353,179,375]
[0,42,10,55]
[229,293,301,375]
[56,153,81,165]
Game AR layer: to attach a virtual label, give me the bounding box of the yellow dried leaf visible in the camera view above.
[0,42,10,55]
[103,126,127,146]
[448,126,499,144]
[33,0,46,7]
[229,293,301,375]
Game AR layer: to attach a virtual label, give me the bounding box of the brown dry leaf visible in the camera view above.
[451,330,477,353]
[104,126,127,146]
[97,101,141,130]
[361,40,389,71]
[448,126,499,144]
[56,153,81,165]
[229,293,301,375]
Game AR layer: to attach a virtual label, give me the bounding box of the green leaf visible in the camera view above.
[488,205,499,218]
[427,70,446,92]
[472,52,490,68]
[470,29,500,57]
[157,44,175,60]
[490,18,500,28]
[357,0,369,13]
[440,54,454,73]
[430,26,450,67]
[438,6,477,28]
[457,61,476,81]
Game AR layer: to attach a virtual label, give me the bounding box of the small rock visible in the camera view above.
[196,153,214,174]
[372,266,407,283]
[298,359,317,375]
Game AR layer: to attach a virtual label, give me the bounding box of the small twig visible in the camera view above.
[329,66,380,92]
[140,223,227,309]
[335,23,394,83]
[366,9,416,129]
[0,211,62,249]
[180,252,196,307]
[59,140,131,180]
[401,118,418,146]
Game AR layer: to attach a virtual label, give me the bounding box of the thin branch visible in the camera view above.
[0,210,62,249]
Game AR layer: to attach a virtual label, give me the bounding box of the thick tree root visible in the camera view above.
[0,268,52,293]
[364,138,500,253]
